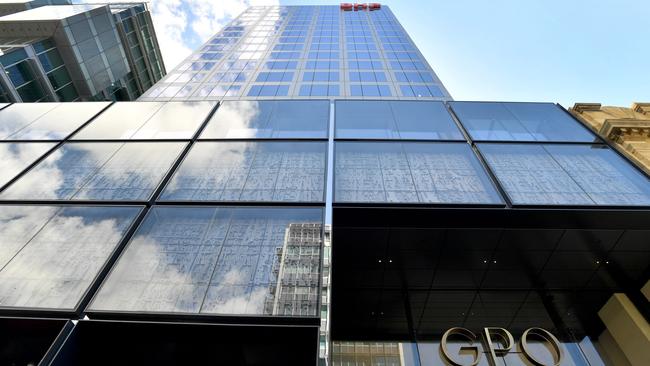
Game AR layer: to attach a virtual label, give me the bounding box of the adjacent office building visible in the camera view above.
[0,4,649,366]
[0,0,70,17]
[0,0,165,102]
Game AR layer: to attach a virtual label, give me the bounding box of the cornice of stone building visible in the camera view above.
[570,102,650,175]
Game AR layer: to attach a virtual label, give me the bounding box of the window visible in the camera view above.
[299,84,340,97]
[0,102,109,140]
[350,85,392,97]
[264,61,298,70]
[247,85,289,97]
[0,142,184,201]
[335,142,502,204]
[274,44,303,51]
[89,206,322,316]
[394,71,435,83]
[303,71,339,82]
[347,51,380,59]
[269,51,301,59]
[336,101,463,140]
[400,85,444,98]
[305,61,339,70]
[348,60,383,70]
[255,71,294,82]
[390,60,426,70]
[310,43,339,51]
[73,102,215,140]
[308,51,340,59]
[450,102,597,142]
[47,67,73,89]
[160,142,327,202]
[0,205,140,310]
[479,143,650,206]
[349,71,387,82]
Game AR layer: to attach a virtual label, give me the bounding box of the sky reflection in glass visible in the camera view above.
[73,101,215,140]
[335,142,502,204]
[161,141,326,202]
[0,102,109,140]
[0,143,55,188]
[479,143,650,205]
[450,102,596,142]
[0,142,185,201]
[200,100,329,139]
[0,205,140,310]
[90,206,322,317]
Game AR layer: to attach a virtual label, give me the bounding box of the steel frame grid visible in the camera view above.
[0,100,330,330]
[0,98,650,361]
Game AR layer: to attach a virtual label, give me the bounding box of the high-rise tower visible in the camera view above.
[0,4,649,366]
[140,5,450,101]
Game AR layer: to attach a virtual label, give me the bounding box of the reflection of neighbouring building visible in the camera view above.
[571,103,650,175]
[570,102,650,366]
[0,1,164,102]
[266,223,322,317]
[332,341,403,366]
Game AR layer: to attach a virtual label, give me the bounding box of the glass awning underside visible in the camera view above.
[331,206,650,340]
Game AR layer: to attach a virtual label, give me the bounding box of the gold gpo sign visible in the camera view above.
[440,327,563,366]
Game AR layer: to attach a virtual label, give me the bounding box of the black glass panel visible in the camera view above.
[50,320,318,366]
[0,318,68,366]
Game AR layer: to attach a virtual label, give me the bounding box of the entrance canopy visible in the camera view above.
[331,206,650,340]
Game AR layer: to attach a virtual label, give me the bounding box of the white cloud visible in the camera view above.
[76,0,280,73]
[149,0,280,71]
[150,0,194,70]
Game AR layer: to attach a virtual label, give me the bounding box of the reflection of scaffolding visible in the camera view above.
[266,223,322,317]
[331,341,404,366]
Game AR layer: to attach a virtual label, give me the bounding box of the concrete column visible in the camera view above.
[598,293,650,366]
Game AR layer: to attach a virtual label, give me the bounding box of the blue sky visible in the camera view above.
[150,0,650,107]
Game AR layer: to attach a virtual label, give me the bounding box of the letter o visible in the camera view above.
[520,327,563,366]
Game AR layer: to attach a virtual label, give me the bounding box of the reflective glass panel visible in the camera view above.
[0,142,184,201]
[73,102,215,140]
[0,142,54,188]
[89,206,322,316]
[450,102,596,142]
[0,102,109,140]
[0,205,140,310]
[200,100,329,139]
[335,142,503,204]
[479,143,650,205]
[161,142,326,202]
[336,101,463,140]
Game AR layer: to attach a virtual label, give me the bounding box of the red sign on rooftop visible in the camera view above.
[340,3,381,11]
